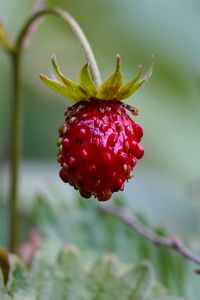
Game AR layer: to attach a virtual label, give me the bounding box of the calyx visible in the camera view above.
[40,54,154,103]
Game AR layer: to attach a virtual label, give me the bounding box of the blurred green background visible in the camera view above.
[0,0,200,297]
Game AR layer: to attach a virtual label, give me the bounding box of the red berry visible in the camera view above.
[59,168,69,183]
[135,144,144,159]
[57,99,144,201]
[63,138,70,150]
[134,124,143,142]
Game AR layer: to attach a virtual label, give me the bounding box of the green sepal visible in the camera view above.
[78,62,97,97]
[40,54,89,103]
[116,65,143,100]
[40,54,154,103]
[117,56,154,100]
[40,74,77,103]
[51,54,88,102]
[96,55,123,100]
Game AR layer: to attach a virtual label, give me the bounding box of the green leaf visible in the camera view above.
[117,56,154,100]
[31,245,84,300]
[33,196,186,296]
[118,261,154,299]
[0,270,11,300]
[7,256,36,299]
[78,63,97,97]
[96,55,123,100]
[1,242,181,300]
[86,255,120,299]
[33,196,56,236]
[56,246,89,300]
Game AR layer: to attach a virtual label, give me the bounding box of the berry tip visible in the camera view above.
[116,54,121,70]
[51,53,56,60]
[116,54,121,63]
[137,64,143,72]
[51,53,58,68]
[39,73,46,80]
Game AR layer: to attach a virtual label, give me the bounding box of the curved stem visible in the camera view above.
[16,6,102,87]
[101,204,200,273]
[9,5,102,253]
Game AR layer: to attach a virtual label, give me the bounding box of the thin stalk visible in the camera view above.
[16,6,102,87]
[8,5,101,253]
[9,51,21,252]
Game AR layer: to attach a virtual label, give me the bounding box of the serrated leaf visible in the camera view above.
[86,255,120,299]
[1,241,183,300]
[148,282,168,298]
[7,257,36,300]
[56,246,89,300]
[33,196,187,296]
[78,63,97,97]
[31,244,88,300]
[96,55,123,100]
[118,261,155,300]
[0,270,12,300]
[117,56,154,100]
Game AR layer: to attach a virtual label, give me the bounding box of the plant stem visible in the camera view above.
[8,5,102,253]
[16,6,102,87]
[9,50,21,252]
[101,204,200,273]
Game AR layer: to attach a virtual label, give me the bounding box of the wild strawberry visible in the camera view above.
[40,54,153,201]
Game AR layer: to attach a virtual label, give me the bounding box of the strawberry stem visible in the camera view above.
[8,5,102,253]
[16,6,102,87]
[9,50,22,253]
